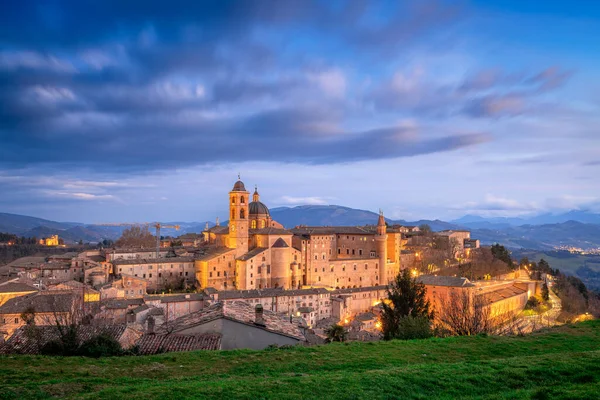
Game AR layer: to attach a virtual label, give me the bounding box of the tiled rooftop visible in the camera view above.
[136,333,221,354]
[237,247,267,261]
[0,282,38,294]
[1,325,129,354]
[417,275,475,288]
[159,301,305,340]
[0,291,75,314]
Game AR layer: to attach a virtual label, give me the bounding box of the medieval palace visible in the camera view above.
[199,178,402,291]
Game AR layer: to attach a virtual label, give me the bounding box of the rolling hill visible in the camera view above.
[2,321,600,399]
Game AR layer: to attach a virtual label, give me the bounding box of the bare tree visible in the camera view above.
[115,226,155,248]
[437,290,493,336]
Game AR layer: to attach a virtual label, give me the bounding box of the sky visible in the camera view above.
[1,0,599,223]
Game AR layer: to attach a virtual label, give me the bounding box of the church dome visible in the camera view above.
[249,201,270,216]
[232,180,246,192]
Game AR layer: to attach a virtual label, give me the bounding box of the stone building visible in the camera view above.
[199,178,403,291]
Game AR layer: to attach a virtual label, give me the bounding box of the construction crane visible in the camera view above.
[152,223,180,258]
[98,222,180,258]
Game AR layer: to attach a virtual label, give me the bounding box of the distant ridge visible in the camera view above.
[2,208,600,249]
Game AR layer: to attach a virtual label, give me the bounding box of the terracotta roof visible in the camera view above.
[136,333,221,354]
[482,285,527,303]
[195,247,235,261]
[237,247,267,261]
[205,226,230,235]
[291,226,376,235]
[417,275,475,288]
[1,325,129,355]
[250,227,292,235]
[332,285,388,294]
[144,293,205,303]
[355,312,377,321]
[113,256,195,265]
[160,301,305,340]
[217,287,329,300]
[0,282,38,294]
[4,256,48,268]
[0,292,75,314]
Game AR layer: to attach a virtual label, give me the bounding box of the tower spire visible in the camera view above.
[253,184,259,202]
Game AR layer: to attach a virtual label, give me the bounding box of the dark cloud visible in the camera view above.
[0,0,482,172]
[0,106,489,170]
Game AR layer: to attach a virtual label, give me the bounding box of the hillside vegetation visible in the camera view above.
[2,321,600,399]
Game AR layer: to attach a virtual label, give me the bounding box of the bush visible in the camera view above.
[78,334,123,358]
[396,315,433,340]
[40,340,67,356]
[526,296,541,310]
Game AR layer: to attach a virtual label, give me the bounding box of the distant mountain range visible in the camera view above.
[2,207,600,250]
[451,210,600,229]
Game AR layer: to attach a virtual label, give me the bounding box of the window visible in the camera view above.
[180,272,183,276]
[210,272,213,277]
[143,274,146,278]
[258,266,262,274]
[352,249,355,255]
[231,197,236,204]
[15,318,19,323]
[337,248,341,255]
[314,268,317,273]
[149,273,153,278]
[251,220,257,229]
[322,254,326,260]
[240,209,245,219]
[217,271,220,277]
[314,255,318,260]
[159,273,162,277]
[185,271,188,276]
[354,264,357,271]
[241,196,245,204]
[359,249,363,256]
[365,264,368,270]
[346,249,349,255]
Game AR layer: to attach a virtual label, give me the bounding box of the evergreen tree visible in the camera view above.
[541,282,550,302]
[381,269,433,340]
[490,244,513,268]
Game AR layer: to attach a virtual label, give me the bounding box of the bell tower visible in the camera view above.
[229,175,249,258]
[375,209,387,285]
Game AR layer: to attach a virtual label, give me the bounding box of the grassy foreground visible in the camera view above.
[2,321,600,399]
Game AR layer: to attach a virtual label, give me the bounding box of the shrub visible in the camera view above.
[396,315,433,340]
[526,296,541,310]
[78,334,123,358]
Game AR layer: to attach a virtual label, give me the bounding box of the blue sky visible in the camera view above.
[0,0,598,223]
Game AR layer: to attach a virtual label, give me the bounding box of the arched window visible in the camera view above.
[260,220,265,228]
[251,220,257,229]
[240,209,245,219]
[240,196,245,204]
[231,197,236,204]
[231,210,235,219]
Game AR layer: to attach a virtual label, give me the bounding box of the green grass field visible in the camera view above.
[2,321,600,399]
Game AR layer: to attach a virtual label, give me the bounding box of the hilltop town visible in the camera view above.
[0,178,562,354]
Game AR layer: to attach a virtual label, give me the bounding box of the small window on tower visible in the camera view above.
[241,196,245,204]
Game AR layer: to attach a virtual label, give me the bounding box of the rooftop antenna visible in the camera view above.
[216,217,220,226]
[238,172,241,180]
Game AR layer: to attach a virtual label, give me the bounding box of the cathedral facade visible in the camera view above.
[196,179,403,291]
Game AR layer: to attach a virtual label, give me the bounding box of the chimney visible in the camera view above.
[254,304,265,327]
[147,315,155,334]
